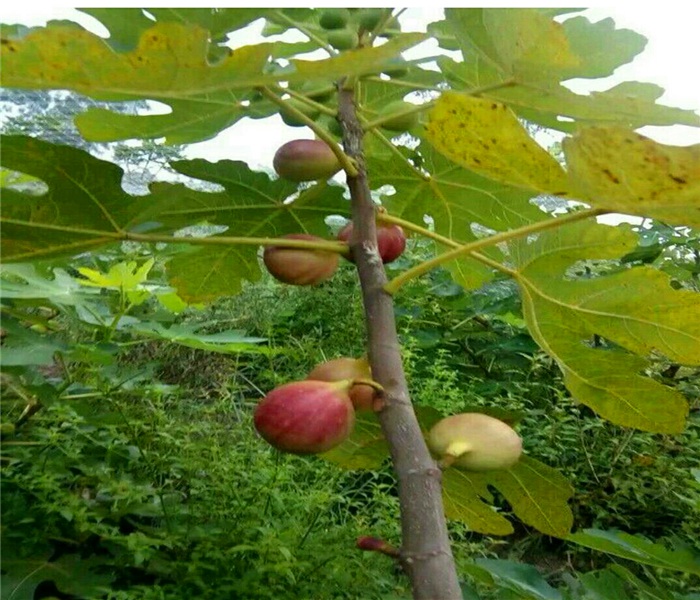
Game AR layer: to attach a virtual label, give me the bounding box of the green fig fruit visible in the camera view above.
[319,8,351,30]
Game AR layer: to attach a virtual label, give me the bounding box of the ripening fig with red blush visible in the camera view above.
[263,233,339,286]
[337,222,406,264]
[254,380,355,454]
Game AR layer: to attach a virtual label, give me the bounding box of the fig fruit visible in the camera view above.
[280,99,320,127]
[427,413,522,471]
[327,28,359,51]
[263,233,339,286]
[319,8,351,30]
[307,357,376,411]
[273,139,341,182]
[254,380,355,454]
[378,101,419,132]
[358,8,386,31]
[297,81,335,103]
[337,222,406,264]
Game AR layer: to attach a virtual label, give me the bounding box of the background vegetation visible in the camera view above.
[2,228,699,598]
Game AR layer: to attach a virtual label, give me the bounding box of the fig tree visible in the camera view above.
[307,357,376,411]
[273,139,341,182]
[378,101,419,132]
[319,8,351,30]
[254,380,355,454]
[263,233,339,286]
[427,413,522,471]
[337,222,406,264]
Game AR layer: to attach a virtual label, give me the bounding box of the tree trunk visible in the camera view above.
[338,87,463,600]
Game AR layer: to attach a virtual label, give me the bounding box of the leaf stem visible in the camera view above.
[364,75,444,92]
[364,101,433,132]
[270,10,336,55]
[377,213,458,248]
[123,231,349,256]
[369,131,431,181]
[281,85,339,117]
[257,86,358,177]
[384,208,606,295]
[467,78,518,96]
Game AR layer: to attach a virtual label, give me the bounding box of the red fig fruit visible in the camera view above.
[427,413,522,471]
[273,139,341,182]
[307,357,376,411]
[337,222,406,264]
[254,380,355,454]
[263,234,339,286]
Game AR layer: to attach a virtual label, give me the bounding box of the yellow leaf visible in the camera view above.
[564,126,700,228]
[77,259,154,291]
[483,8,581,82]
[0,23,272,98]
[425,92,570,194]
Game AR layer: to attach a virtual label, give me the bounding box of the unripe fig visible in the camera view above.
[280,99,320,127]
[319,8,351,30]
[273,139,341,182]
[327,28,359,51]
[337,222,406,264]
[378,101,419,132]
[428,413,522,471]
[358,8,386,31]
[263,233,339,286]
[298,81,335,103]
[307,357,376,411]
[329,118,343,137]
[254,380,355,454]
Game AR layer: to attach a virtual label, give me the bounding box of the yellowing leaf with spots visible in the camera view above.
[1,22,425,144]
[564,126,700,228]
[483,8,581,83]
[0,23,272,100]
[426,92,570,194]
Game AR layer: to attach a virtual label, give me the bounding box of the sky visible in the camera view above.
[1,3,699,173]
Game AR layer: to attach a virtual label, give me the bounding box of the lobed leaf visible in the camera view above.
[0,136,141,261]
[367,141,547,290]
[437,9,699,133]
[512,220,696,432]
[0,547,115,600]
[127,322,277,355]
[444,456,574,537]
[0,263,98,306]
[0,319,66,366]
[321,412,388,470]
[567,529,700,575]
[425,92,570,194]
[470,558,563,600]
[1,22,424,144]
[166,245,262,303]
[564,126,700,228]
